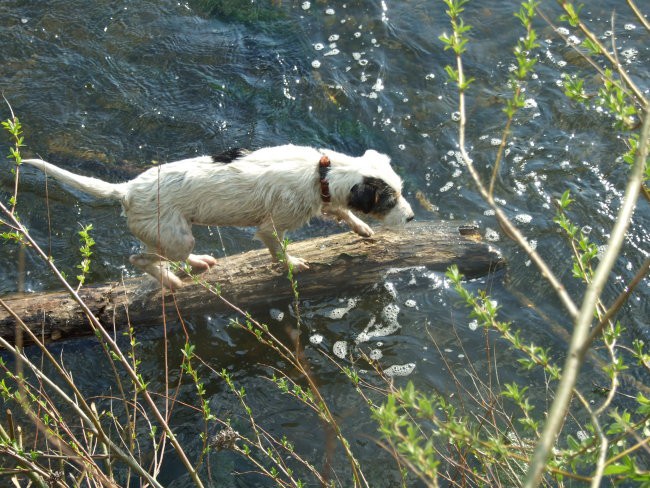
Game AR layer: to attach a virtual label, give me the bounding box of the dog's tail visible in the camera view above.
[22,158,127,200]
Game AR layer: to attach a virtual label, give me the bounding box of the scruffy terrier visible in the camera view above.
[23,145,414,288]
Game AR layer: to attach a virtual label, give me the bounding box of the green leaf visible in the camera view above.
[602,463,631,475]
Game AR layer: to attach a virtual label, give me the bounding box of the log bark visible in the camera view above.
[0,221,504,345]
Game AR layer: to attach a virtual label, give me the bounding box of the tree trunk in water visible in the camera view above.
[0,221,503,344]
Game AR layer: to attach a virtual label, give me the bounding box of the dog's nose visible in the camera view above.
[406,214,415,222]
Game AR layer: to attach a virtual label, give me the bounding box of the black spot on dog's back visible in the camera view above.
[212,148,250,163]
[348,177,398,216]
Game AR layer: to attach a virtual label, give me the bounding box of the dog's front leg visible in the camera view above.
[325,207,374,237]
[255,225,310,272]
[187,254,218,272]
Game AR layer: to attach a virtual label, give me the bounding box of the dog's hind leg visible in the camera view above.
[255,223,309,272]
[128,211,200,288]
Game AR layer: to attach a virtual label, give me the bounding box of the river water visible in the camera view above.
[0,1,648,486]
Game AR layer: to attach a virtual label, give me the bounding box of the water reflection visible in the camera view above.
[1,0,648,485]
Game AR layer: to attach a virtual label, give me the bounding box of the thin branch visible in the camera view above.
[586,257,650,347]
[456,112,580,318]
[489,107,516,198]
[605,421,650,466]
[448,10,580,320]
[556,1,647,108]
[2,96,22,216]
[0,204,203,488]
[0,298,164,488]
[537,6,645,114]
[573,391,608,488]
[523,101,650,488]
[626,0,650,32]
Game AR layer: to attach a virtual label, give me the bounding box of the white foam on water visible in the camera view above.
[440,181,454,192]
[515,213,533,224]
[355,313,401,344]
[309,334,324,345]
[369,349,383,360]
[621,48,638,62]
[384,265,426,277]
[523,98,537,109]
[325,297,359,319]
[333,340,348,358]
[383,281,397,299]
[426,272,444,290]
[382,303,400,327]
[384,363,416,377]
[485,227,500,242]
[328,307,347,319]
[269,308,284,321]
[567,35,581,45]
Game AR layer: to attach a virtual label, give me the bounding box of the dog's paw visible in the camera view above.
[286,255,310,273]
[160,268,184,290]
[187,254,218,272]
[352,221,374,238]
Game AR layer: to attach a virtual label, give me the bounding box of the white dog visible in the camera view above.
[23,145,414,289]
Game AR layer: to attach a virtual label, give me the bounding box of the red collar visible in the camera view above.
[319,155,331,203]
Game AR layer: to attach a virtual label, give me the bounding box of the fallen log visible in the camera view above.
[0,221,504,344]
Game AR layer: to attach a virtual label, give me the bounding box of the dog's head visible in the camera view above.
[343,150,414,226]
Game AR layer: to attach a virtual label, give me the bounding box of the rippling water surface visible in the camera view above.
[0,0,648,485]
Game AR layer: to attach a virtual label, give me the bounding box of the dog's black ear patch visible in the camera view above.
[348,177,399,216]
[212,148,250,163]
[349,182,378,214]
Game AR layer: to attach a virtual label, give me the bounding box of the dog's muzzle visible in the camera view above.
[383,196,415,227]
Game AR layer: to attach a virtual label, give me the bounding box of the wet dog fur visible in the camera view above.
[23,144,414,288]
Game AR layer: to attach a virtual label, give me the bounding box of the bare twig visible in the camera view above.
[455,75,580,319]
[0,203,203,488]
[586,257,650,347]
[626,0,650,32]
[556,1,647,108]
[0,304,161,488]
[523,102,649,488]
